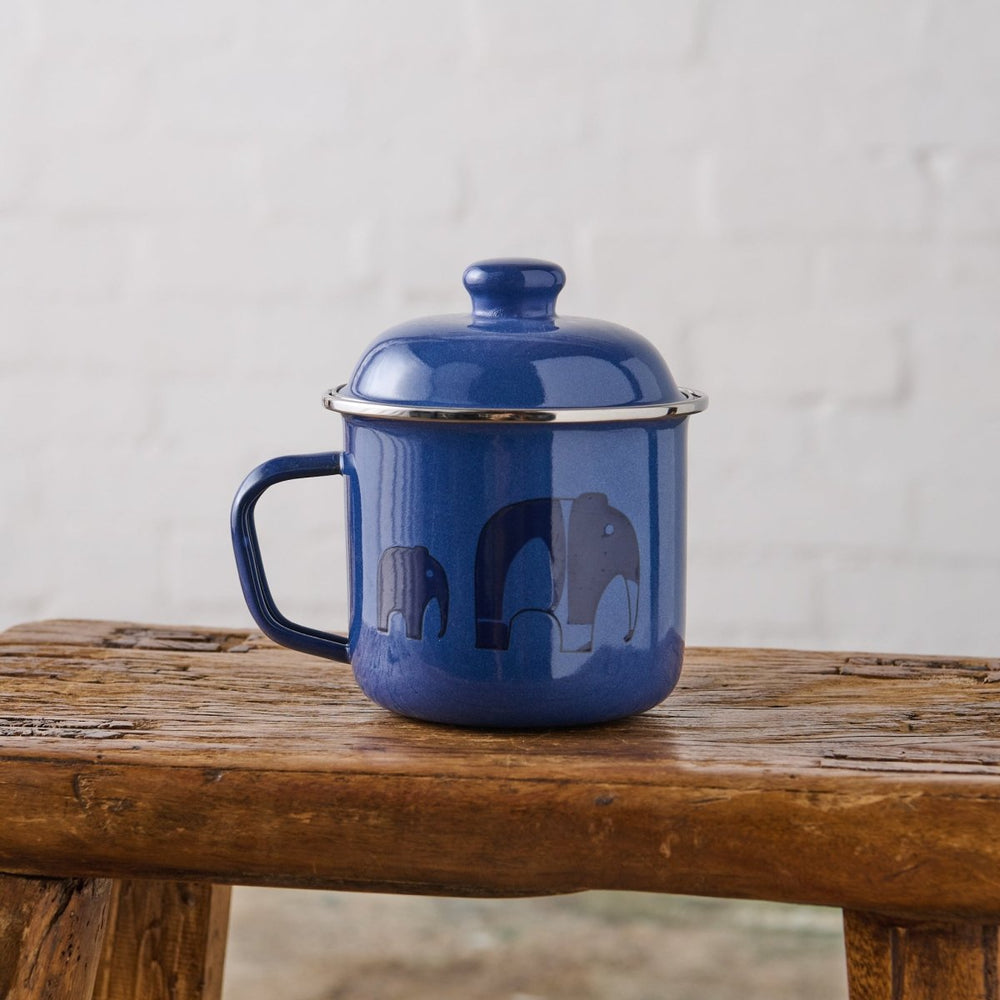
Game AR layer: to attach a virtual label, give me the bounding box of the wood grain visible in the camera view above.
[0,620,998,917]
[0,873,111,999]
[93,881,230,1000]
[844,910,999,999]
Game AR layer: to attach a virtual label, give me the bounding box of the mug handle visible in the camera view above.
[231,452,350,662]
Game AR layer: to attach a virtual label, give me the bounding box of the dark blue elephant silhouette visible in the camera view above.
[474,493,639,652]
[377,546,449,640]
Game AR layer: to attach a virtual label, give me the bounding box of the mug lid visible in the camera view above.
[326,259,707,421]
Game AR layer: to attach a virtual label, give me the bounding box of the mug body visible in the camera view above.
[343,415,689,727]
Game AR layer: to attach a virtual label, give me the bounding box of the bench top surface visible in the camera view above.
[1,619,998,918]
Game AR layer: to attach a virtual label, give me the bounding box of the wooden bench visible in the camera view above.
[0,619,997,999]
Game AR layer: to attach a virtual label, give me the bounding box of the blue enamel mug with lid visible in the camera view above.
[232,259,707,727]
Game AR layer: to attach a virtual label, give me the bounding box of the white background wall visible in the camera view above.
[3,0,999,657]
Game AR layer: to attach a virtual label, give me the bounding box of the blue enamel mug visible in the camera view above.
[232,259,706,727]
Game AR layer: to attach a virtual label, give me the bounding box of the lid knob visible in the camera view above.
[463,258,565,321]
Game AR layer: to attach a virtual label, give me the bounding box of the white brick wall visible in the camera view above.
[2,0,999,658]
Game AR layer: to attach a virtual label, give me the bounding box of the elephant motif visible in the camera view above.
[474,493,639,652]
[377,546,449,640]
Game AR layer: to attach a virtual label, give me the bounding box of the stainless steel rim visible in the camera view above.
[323,385,708,423]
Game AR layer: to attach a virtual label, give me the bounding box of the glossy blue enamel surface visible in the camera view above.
[339,416,689,727]
[232,452,350,662]
[347,259,683,409]
[231,258,703,727]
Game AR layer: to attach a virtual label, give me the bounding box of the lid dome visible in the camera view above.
[339,259,685,411]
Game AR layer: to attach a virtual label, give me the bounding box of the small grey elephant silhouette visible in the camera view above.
[475,493,639,652]
[377,545,449,640]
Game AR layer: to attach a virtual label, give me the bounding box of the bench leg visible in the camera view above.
[92,880,231,1000]
[0,872,113,999]
[844,910,999,1000]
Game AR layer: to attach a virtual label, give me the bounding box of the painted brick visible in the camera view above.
[3,0,1000,665]
[0,523,71,614]
[0,220,131,300]
[710,151,929,237]
[134,220,372,301]
[149,47,353,139]
[909,410,1000,559]
[244,0,468,64]
[808,407,925,486]
[910,318,1000,411]
[20,45,148,138]
[706,0,926,80]
[138,300,373,381]
[817,556,1000,657]
[583,230,814,326]
[814,242,940,316]
[690,453,913,553]
[3,302,151,371]
[687,552,818,645]
[256,141,463,225]
[914,478,1000,563]
[593,64,764,156]
[35,0,239,44]
[147,373,332,466]
[0,370,153,450]
[701,2,931,150]
[939,245,1000,316]
[0,518,165,625]
[367,223,586,316]
[458,64,591,149]
[689,315,907,405]
[909,0,1000,145]
[469,0,701,68]
[687,404,812,484]
[463,148,704,234]
[34,138,257,218]
[935,154,1000,236]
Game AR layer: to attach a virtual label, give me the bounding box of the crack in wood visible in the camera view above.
[102,627,256,653]
[0,717,139,739]
[841,655,1000,681]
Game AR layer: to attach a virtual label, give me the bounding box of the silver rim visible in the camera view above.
[323,385,708,423]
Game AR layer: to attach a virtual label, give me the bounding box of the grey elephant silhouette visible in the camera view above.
[475,493,639,652]
[377,546,449,640]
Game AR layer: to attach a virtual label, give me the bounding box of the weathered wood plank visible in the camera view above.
[93,881,230,1000]
[0,620,997,916]
[844,910,999,999]
[1,620,996,775]
[0,873,112,1000]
